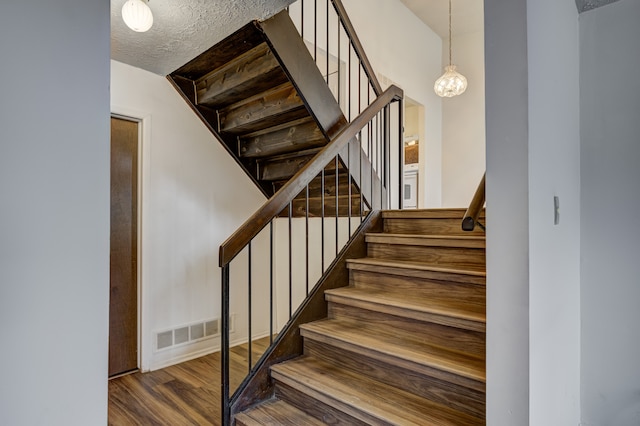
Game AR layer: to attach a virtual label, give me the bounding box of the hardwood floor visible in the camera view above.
[108,337,272,425]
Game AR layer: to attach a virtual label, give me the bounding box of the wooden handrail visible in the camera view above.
[462,172,486,231]
[331,0,383,96]
[219,84,403,267]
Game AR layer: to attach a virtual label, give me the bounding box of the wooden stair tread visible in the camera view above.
[366,233,485,248]
[300,318,485,383]
[272,357,483,426]
[195,42,287,108]
[325,286,485,324]
[382,208,485,219]
[236,398,326,426]
[347,257,486,277]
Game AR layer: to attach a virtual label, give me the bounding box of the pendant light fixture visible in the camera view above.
[122,0,154,33]
[434,0,467,98]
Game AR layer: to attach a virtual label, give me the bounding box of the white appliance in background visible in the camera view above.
[403,164,418,209]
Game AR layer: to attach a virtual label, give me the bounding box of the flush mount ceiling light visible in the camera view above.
[122,0,153,33]
[434,0,467,98]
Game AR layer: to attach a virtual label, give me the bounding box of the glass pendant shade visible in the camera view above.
[434,65,468,98]
[122,0,153,33]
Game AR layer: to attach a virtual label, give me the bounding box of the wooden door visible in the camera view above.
[109,117,139,377]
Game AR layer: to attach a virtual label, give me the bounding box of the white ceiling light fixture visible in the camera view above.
[434,0,467,98]
[122,0,154,33]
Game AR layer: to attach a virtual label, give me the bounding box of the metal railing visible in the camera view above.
[288,0,383,119]
[220,86,402,424]
[219,2,403,423]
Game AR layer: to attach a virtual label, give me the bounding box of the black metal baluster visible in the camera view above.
[326,0,329,84]
[247,241,252,374]
[321,168,325,271]
[288,202,292,319]
[335,155,339,256]
[269,221,273,345]
[348,138,352,236]
[221,265,230,426]
[398,100,404,209]
[305,184,310,295]
[359,129,363,222]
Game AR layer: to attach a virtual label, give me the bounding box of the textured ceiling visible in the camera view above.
[575,0,620,12]
[111,0,294,76]
[111,0,620,77]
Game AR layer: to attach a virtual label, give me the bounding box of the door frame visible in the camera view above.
[110,107,151,372]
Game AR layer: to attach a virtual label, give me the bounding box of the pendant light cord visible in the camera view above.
[448,0,452,66]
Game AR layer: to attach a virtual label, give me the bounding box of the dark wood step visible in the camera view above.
[272,356,483,425]
[219,82,308,135]
[300,319,485,388]
[346,257,486,284]
[366,233,486,269]
[239,117,326,159]
[303,338,485,419]
[327,302,485,359]
[346,258,485,311]
[258,147,345,182]
[289,194,362,218]
[325,286,485,332]
[195,42,289,108]
[235,398,326,426]
[383,208,486,236]
[273,171,360,199]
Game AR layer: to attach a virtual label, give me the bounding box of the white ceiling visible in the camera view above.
[399,0,484,39]
[110,0,483,76]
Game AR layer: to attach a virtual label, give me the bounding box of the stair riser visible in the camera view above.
[349,269,485,306]
[300,326,484,393]
[289,196,362,217]
[304,339,485,419]
[367,243,486,269]
[219,84,308,135]
[328,303,485,358]
[384,217,485,236]
[239,119,326,159]
[274,381,370,425]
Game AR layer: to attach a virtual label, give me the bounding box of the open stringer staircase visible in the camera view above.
[168,3,486,425]
[168,10,361,218]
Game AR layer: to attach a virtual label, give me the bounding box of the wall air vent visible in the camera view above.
[155,317,220,351]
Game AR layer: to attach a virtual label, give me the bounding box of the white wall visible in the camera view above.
[441,30,486,208]
[110,60,266,371]
[527,0,581,424]
[0,1,110,424]
[484,0,530,424]
[580,1,640,424]
[337,0,444,207]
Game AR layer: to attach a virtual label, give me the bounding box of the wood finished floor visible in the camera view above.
[108,337,272,425]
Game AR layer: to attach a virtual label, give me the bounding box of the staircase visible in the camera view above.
[235,209,486,425]
[168,11,363,217]
[167,1,485,423]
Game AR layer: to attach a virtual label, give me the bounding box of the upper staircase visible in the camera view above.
[168,10,363,217]
[235,209,486,425]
